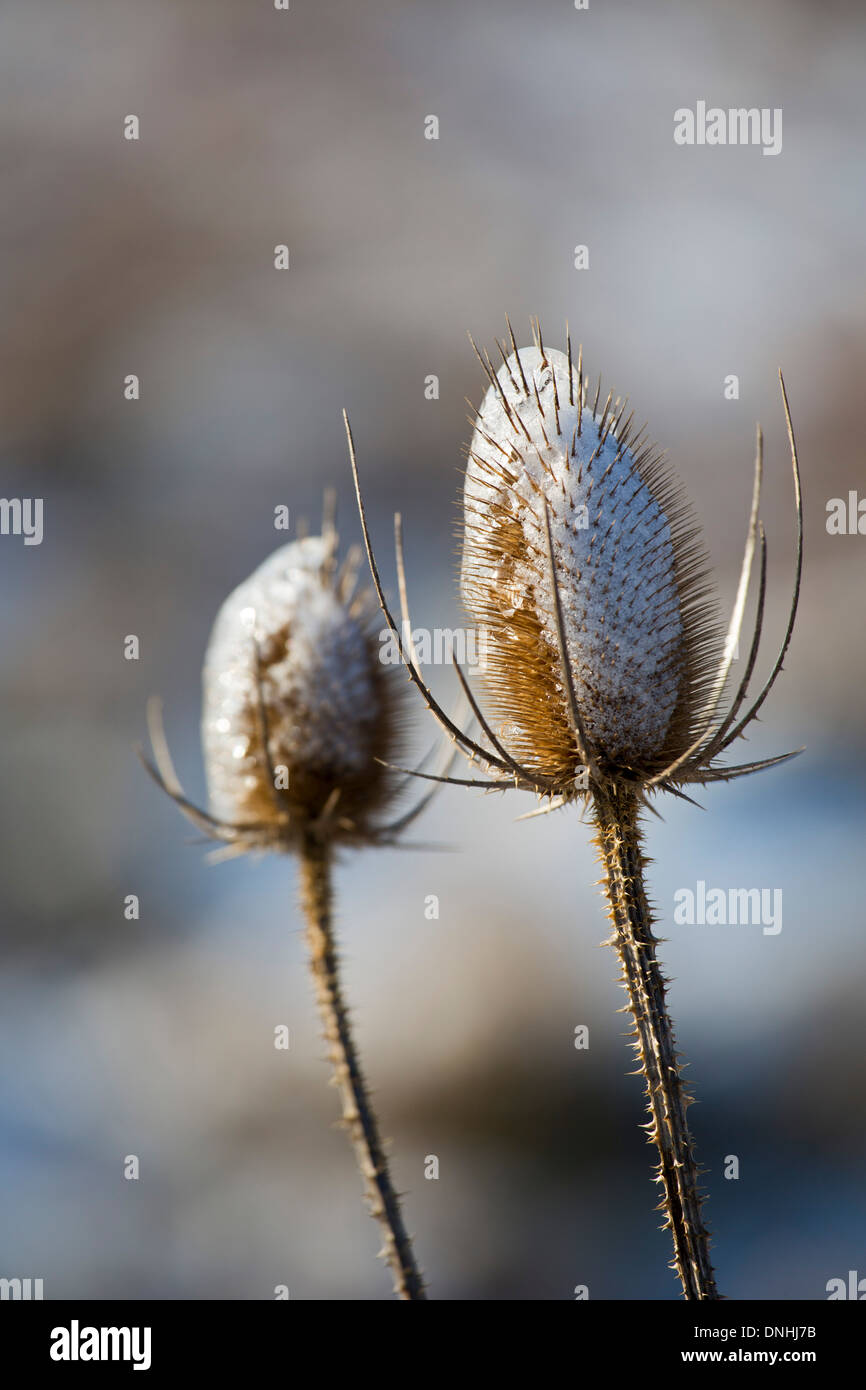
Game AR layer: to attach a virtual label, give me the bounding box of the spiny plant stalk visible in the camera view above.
[593,783,716,1300]
[345,318,803,1300]
[142,515,436,1300]
[299,831,426,1300]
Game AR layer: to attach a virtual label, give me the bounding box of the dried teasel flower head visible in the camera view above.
[142,518,428,857]
[202,532,403,845]
[346,322,802,812]
[448,319,803,806]
[462,335,721,788]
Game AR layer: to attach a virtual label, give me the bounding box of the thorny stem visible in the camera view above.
[593,784,719,1301]
[298,831,426,1301]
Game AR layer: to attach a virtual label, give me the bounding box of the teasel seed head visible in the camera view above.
[346,324,802,810]
[142,522,423,857]
[202,532,403,847]
[461,337,722,785]
[451,321,803,802]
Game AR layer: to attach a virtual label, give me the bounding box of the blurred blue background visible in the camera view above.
[0,0,864,1299]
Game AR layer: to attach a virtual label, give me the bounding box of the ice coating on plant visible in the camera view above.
[202,535,397,841]
[462,343,720,781]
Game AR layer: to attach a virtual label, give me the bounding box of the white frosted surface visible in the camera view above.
[202,537,381,824]
[462,347,684,765]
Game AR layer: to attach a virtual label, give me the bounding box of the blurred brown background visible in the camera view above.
[0,0,864,1299]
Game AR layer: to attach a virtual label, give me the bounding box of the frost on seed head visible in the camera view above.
[461,342,721,784]
[202,535,399,844]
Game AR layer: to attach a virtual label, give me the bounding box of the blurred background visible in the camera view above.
[0,0,864,1300]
